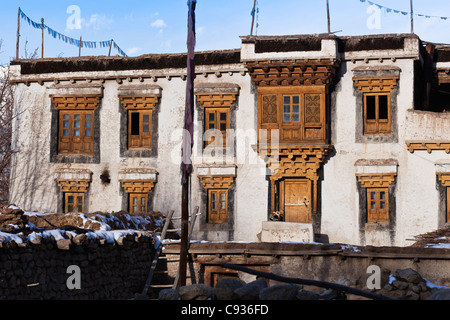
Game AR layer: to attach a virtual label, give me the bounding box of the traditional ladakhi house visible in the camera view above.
[7,33,450,247]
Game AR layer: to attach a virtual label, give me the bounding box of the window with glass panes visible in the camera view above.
[204,108,230,147]
[59,110,94,155]
[65,193,85,214]
[128,110,152,149]
[367,188,389,223]
[283,96,301,123]
[208,189,228,223]
[129,194,148,214]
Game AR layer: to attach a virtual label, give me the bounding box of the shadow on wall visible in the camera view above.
[9,88,56,212]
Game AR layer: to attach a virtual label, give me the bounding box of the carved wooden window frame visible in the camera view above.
[258,86,326,145]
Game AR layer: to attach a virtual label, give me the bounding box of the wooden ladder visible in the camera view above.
[141,206,200,297]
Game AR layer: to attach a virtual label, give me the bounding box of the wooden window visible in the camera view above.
[258,87,327,145]
[204,108,230,147]
[367,188,389,223]
[129,194,148,214]
[59,111,94,155]
[208,189,228,223]
[65,193,85,214]
[128,110,152,149]
[364,93,391,135]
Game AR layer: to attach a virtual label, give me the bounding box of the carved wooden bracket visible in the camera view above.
[246,59,339,87]
[120,180,156,194]
[353,76,399,93]
[119,95,160,110]
[57,180,91,193]
[437,173,450,187]
[195,92,238,109]
[51,95,102,110]
[199,175,236,189]
[406,141,450,154]
[357,173,397,188]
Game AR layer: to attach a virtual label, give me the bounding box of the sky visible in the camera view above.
[2,0,450,64]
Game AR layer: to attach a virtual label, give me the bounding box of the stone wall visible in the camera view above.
[0,231,156,300]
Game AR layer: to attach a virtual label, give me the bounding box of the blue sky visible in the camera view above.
[1,0,450,64]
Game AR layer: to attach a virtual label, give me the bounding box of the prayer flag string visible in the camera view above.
[19,8,128,56]
[359,0,450,20]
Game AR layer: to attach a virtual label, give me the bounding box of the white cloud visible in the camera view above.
[151,19,167,28]
[127,47,142,55]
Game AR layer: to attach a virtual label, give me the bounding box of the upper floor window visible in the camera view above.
[128,110,152,149]
[51,95,101,157]
[120,95,159,151]
[364,93,391,135]
[59,110,94,155]
[195,88,239,150]
[204,108,230,147]
[353,75,399,140]
[258,86,327,145]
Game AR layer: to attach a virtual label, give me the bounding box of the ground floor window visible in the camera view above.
[129,193,148,214]
[65,193,85,214]
[208,189,228,224]
[367,188,389,223]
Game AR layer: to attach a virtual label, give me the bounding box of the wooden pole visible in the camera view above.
[410,0,414,34]
[108,39,113,56]
[16,8,21,60]
[326,0,331,34]
[179,178,190,287]
[41,18,44,58]
[250,0,257,36]
[79,36,82,57]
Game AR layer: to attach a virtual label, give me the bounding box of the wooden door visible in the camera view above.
[282,179,311,223]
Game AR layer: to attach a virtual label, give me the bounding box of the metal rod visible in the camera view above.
[250,0,257,36]
[16,8,20,60]
[410,0,414,34]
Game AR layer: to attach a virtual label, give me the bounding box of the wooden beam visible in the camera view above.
[221,263,398,300]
